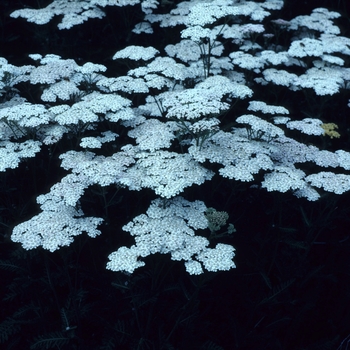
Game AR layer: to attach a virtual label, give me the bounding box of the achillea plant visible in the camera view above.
[2,0,350,276]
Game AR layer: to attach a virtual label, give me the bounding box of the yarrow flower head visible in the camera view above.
[106,197,236,274]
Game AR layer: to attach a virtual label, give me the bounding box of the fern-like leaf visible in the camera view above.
[30,331,70,349]
[0,260,26,273]
[0,319,21,343]
[259,278,296,305]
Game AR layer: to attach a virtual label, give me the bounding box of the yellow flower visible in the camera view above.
[321,123,340,139]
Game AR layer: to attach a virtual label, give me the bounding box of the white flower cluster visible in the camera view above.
[189,118,350,200]
[0,98,50,131]
[161,75,252,120]
[11,203,103,252]
[0,58,33,93]
[165,40,201,63]
[60,149,135,187]
[11,0,105,29]
[305,172,350,195]
[97,76,149,94]
[286,118,325,136]
[236,114,285,139]
[113,46,159,61]
[127,119,176,151]
[120,149,214,198]
[260,69,298,87]
[294,67,347,96]
[287,7,341,35]
[11,169,104,252]
[0,140,41,172]
[29,55,79,84]
[248,101,289,115]
[7,0,350,276]
[189,130,275,182]
[80,131,118,149]
[50,92,134,126]
[106,197,235,274]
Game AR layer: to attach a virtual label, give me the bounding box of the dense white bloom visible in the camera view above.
[75,62,107,75]
[106,247,146,274]
[52,92,134,125]
[288,38,325,58]
[306,172,350,194]
[189,118,220,134]
[11,0,105,29]
[273,116,291,125]
[195,244,235,272]
[107,197,236,274]
[189,130,274,181]
[197,75,253,99]
[236,114,284,139]
[143,73,176,90]
[286,118,324,135]
[97,76,149,94]
[230,51,265,71]
[219,152,274,182]
[79,131,118,149]
[11,202,103,252]
[39,124,69,145]
[261,166,307,193]
[162,75,251,120]
[113,46,159,61]
[98,130,119,143]
[0,140,41,171]
[248,101,289,115]
[321,55,344,66]
[0,58,33,91]
[120,149,214,198]
[181,26,213,43]
[260,0,284,11]
[189,123,350,198]
[185,0,273,27]
[335,150,350,170]
[165,40,201,62]
[29,55,78,84]
[60,149,135,187]
[268,136,319,165]
[259,50,290,65]
[288,34,350,61]
[294,67,346,95]
[184,260,203,275]
[41,80,80,102]
[312,150,340,168]
[91,0,140,6]
[0,100,50,129]
[260,69,298,87]
[80,137,103,149]
[128,119,176,151]
[132,21,153,34]
[294,185,320,201]
[54,104,99,125]
[162,88,230,120]
[240,23,265,35]
[38,173,90,208]
[288,7,341,35]
[320,33,350,56]
[129,56,192,81]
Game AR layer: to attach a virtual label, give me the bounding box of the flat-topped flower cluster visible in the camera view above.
[3,0,350,274]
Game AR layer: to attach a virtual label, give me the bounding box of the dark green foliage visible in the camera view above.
[30,332,70,350]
